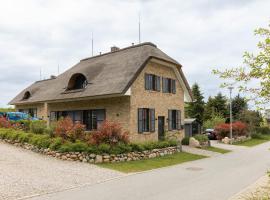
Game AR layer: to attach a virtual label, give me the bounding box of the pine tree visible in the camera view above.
[231,94,247,120]
[185,83,205,124]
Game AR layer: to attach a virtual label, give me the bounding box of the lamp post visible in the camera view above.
[228,86,234,144]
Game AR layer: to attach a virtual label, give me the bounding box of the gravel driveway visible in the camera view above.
[0,142,123,200]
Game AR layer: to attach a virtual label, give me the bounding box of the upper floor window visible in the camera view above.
[67,73,88,90]
[22,91,31,100]
[145,74,160,91]
[162,78,176,94]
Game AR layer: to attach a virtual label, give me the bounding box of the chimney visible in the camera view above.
[50,75,56,79]
[111,46,120,52]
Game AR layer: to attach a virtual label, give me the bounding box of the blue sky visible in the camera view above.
[0,0,269,107]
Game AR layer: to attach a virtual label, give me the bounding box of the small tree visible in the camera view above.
[203,113,225,130]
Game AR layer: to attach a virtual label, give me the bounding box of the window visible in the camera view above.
[145,74,160,91]
[162,78,176,94]
[67,73,88,90]
[53,109,105,131]
[138,108,155,133]
[19,108,37,118]
[168,110,181,130]
[22,91,31,100]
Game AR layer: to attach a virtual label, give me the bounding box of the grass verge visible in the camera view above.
[234,135,270,147]
[97,152,206,173]
[200,146,231,154]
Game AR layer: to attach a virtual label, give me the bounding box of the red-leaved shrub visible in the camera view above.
[55,117,85,142]
[215,121,248,139]
[89,120,129,146]
[0,117,11,128]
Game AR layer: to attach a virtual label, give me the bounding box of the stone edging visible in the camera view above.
[0,139,181,164]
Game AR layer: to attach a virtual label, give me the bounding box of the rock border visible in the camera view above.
[0,138,181,164]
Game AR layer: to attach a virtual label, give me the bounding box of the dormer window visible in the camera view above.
[22,91,31,100]
[67,73,88,90]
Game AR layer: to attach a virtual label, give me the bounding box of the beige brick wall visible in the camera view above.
[15,103,46,119]
[129,61,185,142]
[47,96,130,131]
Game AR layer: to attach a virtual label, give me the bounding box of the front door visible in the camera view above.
[158,116,165,141]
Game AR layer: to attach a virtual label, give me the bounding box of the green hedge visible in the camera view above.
[0,128,178,154]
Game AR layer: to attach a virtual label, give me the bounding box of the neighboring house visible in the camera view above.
[10,42,192,142]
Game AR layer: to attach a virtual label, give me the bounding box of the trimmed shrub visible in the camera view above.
[255,126,270,135]
[49,137,63,150]
[110,143,133,154]
[181,137,190,145]
[0,117,11,128]
[97,143,111,154]
[89,120,129,146]
[55,117,85,141]
[29,134,51,149]
[194,134,209,143]
[215,121,248,139]
[129,143,145,152]
[251,133,264,139]
[30,121,47,134]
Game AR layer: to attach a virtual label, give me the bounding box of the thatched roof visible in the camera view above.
[10,42,192,105]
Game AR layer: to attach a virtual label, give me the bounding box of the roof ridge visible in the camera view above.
[80,42,157,62]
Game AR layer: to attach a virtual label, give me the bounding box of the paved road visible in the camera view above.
[30,141,270,200]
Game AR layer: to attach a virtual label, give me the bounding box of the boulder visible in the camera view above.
[222,137,230,144]
[189,137,200,147]
[95,155,103,163]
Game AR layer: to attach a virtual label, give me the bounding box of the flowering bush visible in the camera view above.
[89,120,129,146]
[215,121,248,139]
[0,117,11,128]
[55,117,85,142]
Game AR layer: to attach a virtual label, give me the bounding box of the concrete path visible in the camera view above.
[0,142,123,200]
[29,141,270,200]
[182,145,221,157]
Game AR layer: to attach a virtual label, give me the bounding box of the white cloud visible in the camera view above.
[0,0,269,107]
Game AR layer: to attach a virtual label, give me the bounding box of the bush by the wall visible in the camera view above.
[251,133,264,139]
[215,121,248,139]
[255,126,270,135]
[30,121,47,134]
[181,137,190,145]
[194,134,209,143]
[55,117,86,142]
[89,120,129,146]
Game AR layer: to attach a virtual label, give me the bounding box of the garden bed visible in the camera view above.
[0,128,180,164]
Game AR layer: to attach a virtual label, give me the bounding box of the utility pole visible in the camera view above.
[138,12,141,43]
[228,86,234,144]
[91,32,94,56]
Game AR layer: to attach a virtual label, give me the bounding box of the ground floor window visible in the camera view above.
[51,109,106,131]
[18,108,37,118]
[168,109,181,130]
[138,108,155,133]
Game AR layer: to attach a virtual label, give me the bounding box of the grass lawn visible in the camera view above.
[97,152,206,173]
[200,146,231,154]
[234,135,270,147]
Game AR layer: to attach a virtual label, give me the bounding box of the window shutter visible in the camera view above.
[145,74,149,90]
[156,76,161,91]
[172,80,176,94]
[138,108,143,133]
[168,110,172,131]
[176,110,181,130]
[150,109,155,132]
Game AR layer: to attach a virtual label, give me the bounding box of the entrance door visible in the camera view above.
[158,116,165,141]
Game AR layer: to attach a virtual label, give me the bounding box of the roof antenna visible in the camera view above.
[39,67,42,80]
[91,32,94,56]
[138,12,141,44]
